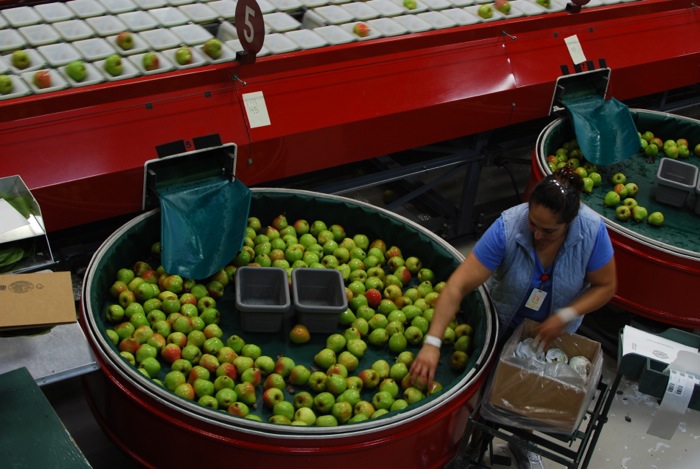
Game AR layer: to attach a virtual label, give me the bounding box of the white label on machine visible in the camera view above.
[647,369,698,440]
[243,91,271,128]
[564,35,586,65]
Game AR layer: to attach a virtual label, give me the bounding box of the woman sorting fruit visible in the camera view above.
[409,165,616,387]
[409,166,617,467]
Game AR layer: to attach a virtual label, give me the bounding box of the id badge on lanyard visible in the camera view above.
[525,272,550,311]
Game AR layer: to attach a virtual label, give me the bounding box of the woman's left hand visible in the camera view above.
[534,314,567,348]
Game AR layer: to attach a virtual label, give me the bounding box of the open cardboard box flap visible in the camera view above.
[0,272,76,330]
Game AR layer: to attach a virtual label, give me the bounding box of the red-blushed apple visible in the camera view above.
[234,382,257,405]
[161,343,181,364]
[164,370,186,391]
[263,372,286,390]
[199,353,220,374]
[358,368,380,389]
[274,356,295,378]
[142,52,159,71]
[116,31,134,50]
[288,365,311,386]
[216,362,238,381]
[119,337,140,354]
[240,367,262,386]
[262,387,285,409]
[174,382,195,400]
[228,401,250,417]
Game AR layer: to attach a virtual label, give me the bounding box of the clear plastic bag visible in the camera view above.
[481,319,603,435]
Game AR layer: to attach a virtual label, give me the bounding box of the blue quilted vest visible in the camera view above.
[486,203,601,338]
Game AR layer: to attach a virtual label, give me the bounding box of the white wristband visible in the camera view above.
[424,335,442,348]
[556,307,578,323]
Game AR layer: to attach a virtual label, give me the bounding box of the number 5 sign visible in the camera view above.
[235,0,265,57]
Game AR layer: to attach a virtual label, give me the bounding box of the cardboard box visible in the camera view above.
[0,271,77,330]
[484,319,603,434]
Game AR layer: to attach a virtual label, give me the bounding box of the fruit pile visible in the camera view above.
[543,133,700,226]
[102,214,474,427]
[638,130,700,162]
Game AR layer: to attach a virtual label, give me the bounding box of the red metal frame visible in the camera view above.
[2,0,699,232]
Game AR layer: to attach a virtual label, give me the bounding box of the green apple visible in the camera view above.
[603,191,620,207]
[11,50,30,69]
[615,205,631,221]
[477,4,493,19]
[116,31,134,50]
[66,60,87,82]
[647,211,664,226]
[104,54,123,77]
[694,143,700,157]
[536,0,551,7]
[610,172,626,185]
[624,182,639,197]
[622,198,637,209]
[582,177,594,194]
[203,38,223,59]
[645,144,659,159]
[143,52,159,71]
[632,205,648,223]
[403,0,417,8]
[175,46,192,65]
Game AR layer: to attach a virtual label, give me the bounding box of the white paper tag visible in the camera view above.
[0,198,30,235]
[524,288,547,311]
[242,91,271,128]
[564,35,586,65]
[647,369,698,439]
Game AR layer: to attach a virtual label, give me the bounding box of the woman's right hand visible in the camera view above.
[408,344,441,389]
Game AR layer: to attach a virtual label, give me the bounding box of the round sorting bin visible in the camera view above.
[81,188,499,468]
[529,109,700,329]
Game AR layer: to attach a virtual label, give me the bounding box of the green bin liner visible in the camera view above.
[562,95,640,166]
[158,176,251,280]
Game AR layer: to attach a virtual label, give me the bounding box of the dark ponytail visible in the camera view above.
[529,166,582,224]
